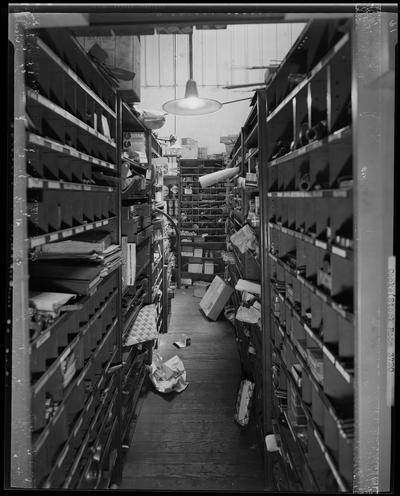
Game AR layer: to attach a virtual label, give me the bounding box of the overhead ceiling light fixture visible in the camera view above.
[162,30,222,116]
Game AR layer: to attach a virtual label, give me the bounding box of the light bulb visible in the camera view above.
[184,97,202,110]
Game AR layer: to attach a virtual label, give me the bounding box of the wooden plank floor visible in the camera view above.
[120,287,266,491]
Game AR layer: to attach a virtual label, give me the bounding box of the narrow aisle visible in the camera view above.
[121,287,266,491]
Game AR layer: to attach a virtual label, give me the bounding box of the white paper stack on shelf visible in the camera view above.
[36,230,112,257]
[99,244,122,277]
[230,224,257,254]
[29,292,77,319]
[235,279,261,295]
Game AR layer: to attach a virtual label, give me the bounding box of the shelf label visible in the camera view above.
[85,395,94,412]
[335,361,351,384]
[332,245,347,258]
[323,345,335,364]
[75,226,84,234]
[62,229,73,238]
[30,237,44,248]
[48,181,60,189]
[36,330,50,349]
[49,233,59,242]
[387,256,395,407]
[57,444,69,467]
[67,183,81,191]
[28,177,41,188]
[73,416,83,437]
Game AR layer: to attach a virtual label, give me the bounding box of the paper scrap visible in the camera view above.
[173,333,191,349]
[148,353,188,394]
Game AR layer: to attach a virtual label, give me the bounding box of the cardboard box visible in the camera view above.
[200,276,233,321]
[188,263,203,274]
[182,248,194,257]
[204,262,214,274]
[77,35,141,102]
[194,248,203,257]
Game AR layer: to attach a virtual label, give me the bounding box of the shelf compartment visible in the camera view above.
[267,187,352,199]
[267,32,350,124]
[28,177,114,193]
[273,338,351,492]
[27,89,116,150]
[42,351,117,488]
[268,222,353,261]
[67,386,118,489]
[271,313,354,438]
[27,133,117,173]
[29,217,116,249]
[32,321,118,487]
[267,126,352,168]
[121,364,147,445]
[34,37,116,119]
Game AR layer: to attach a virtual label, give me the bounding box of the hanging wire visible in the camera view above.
[189,31,193,80]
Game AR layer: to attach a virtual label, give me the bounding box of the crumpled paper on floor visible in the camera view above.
[148,352,188,393]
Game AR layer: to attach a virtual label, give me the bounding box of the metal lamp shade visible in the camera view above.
[162,79,222,116]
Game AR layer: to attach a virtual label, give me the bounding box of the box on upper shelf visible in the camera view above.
[188,263,203,274]
[76,35,141,103]
[204,262,214,274]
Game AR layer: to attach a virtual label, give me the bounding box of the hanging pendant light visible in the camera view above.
[162,30,222,116]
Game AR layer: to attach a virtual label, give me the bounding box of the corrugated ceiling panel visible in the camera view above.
[176,35,189,87]
[144,35,160,85]
[141,23,307,88]
[202,29,218,86]
[159,35,174,85]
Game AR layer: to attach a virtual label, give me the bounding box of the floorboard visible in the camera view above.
[120,287,266,491]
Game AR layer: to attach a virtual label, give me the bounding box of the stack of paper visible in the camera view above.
[235,279,261,295]
[29,291,76,318]
[37,231,112,257]
[98,244,122,277]
[29,260,103,295]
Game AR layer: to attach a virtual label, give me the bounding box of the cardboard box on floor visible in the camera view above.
[199,275,233,320]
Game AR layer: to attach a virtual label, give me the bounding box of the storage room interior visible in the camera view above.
[6,3,397,493]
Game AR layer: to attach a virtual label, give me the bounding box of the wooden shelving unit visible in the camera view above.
[178,159,226,284]
[225,15,395,493]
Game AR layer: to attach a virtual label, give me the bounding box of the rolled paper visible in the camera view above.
[237,176,246,189]
[199,166,240,188]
